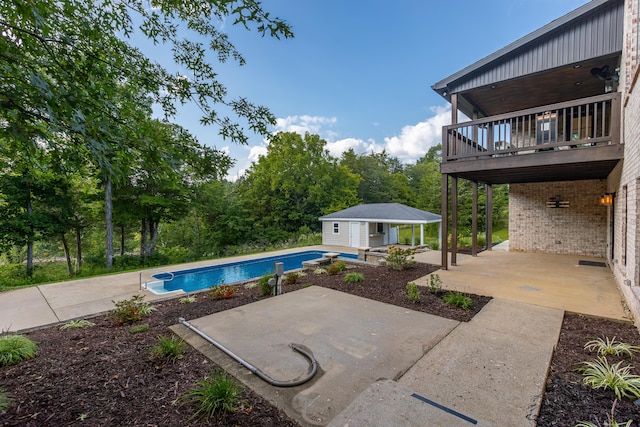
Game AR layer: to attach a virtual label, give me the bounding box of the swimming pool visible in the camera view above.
[146,250,357,294]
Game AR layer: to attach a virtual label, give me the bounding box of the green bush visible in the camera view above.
[258,274,274,296]
[60,319,96,330]
[150,335,185,364]
[584,336,640,358]
[406,282,420,303]
[0,387,11,412]
[0,334,37,367]
[182,370,246,419]
[326,261,346,275]
[129,324,150,334]
[343,272,364,283]
[442,292,474,310]
[179,296,197,304]
[427,274,443,294]
[386,246,416,271]
[579,357,640,400]
[110,295,157,326]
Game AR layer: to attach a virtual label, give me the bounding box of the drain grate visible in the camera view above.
[578,260,606,267]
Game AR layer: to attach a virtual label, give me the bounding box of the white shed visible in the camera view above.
[318,203,442,248]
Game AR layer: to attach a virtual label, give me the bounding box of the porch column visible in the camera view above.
[441,173,449,270]
[420,224,424,246]
[472,181,478,257]
[451,176,458,266]
[486,184,493,251]
[411,225,415,246]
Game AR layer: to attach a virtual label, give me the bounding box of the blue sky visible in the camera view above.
[144,0,590,179]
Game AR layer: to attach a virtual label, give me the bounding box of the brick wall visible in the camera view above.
[612,0,640,326]
[509,180,607,257]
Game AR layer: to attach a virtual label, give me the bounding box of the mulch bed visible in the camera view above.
[1,260,639,426]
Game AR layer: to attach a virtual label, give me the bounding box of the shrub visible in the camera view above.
[209,285,236,300]
[0,387,11,412]
[406,282,421,303]
[283,272,301,286]
[386,246,416,271]
[584,336,640,358]
[182,370,245,419]
[60,319,96,330]
[258,274,274,296]
[343,272,365,283]
[0,334,37,367]
[326,261,346,275]
[443,292,474,310]
[313,268,327,275]
[579,357,640,399]
[150,335,185,364]
[129,324,150,334]
[427,274,443,294]
[110,295,157,326]
[179,295,197,304]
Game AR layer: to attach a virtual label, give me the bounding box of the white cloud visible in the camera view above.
[274,115,337,135]
[325,137,384,158]
[226,106,451,180]
[383,105,451,163]
[248,144,268,163]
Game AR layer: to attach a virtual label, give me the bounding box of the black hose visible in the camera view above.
[178,317,318,387]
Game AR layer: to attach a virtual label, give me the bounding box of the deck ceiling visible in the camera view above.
[457,54,621,118]
[441,145,623,185]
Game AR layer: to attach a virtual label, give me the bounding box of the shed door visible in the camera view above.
[349,222,360,248]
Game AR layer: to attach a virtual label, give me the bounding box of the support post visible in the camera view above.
[472,181,478,257]
[451,176,458,266]
[441,173,449,270]
[486,184,493,251]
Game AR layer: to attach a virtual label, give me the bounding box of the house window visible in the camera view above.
[377,223,384,233]
[333,222,339,234]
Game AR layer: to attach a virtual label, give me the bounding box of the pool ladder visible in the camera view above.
[139,271,175,291]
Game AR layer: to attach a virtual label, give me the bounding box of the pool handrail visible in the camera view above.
[139,270,175,291]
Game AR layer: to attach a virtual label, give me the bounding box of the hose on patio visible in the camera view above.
[178,317,318,387]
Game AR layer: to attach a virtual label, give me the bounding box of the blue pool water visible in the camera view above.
[150,250,357,294]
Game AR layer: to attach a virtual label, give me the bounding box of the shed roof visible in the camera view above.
[319,203,441,224]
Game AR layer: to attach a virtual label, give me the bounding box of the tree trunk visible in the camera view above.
[120,225,125,256]
[75,226,82,273]
[140,218,149,264]
[61,233,73,276]
[26,178,33,277]
[105,176,113,270]
[148,220,159,255]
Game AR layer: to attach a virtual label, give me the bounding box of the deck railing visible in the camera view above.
[442,93,621,162]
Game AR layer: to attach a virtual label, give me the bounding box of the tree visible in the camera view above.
[1,0,292,269]
[340,149,414,205]
[240,132,360,240]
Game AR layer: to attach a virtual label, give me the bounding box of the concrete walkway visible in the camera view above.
[330,299,563,426]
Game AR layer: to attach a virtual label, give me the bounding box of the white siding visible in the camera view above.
[321,221,350,246]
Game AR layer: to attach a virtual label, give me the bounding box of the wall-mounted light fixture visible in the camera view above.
[599,193,614,206]
[546,196,569,208]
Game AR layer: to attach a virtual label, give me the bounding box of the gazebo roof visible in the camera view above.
[319,203,441,224]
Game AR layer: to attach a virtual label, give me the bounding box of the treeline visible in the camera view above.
[1,130,508,278]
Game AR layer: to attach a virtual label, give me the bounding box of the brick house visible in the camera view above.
[432,0,640,325]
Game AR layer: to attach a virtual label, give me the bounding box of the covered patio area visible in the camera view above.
[414,242,629,321]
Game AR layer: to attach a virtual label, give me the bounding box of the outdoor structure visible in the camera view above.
[318,203,441,248]
[433,0,640,325]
